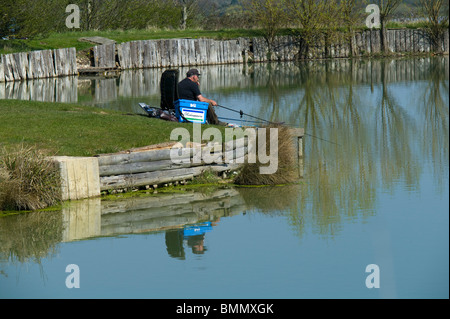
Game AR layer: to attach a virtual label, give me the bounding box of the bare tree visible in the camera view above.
[285,0,335,58]
[339,0,359,56]
[176,0,199,30]
[246,0,288,50]
[376,0,403,53]
[419,0,449,53]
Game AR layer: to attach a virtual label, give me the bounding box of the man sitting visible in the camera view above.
[178,69,226,125]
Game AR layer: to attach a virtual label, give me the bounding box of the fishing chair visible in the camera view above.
[160,69,180,111]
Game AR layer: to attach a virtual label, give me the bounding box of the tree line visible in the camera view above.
[248,0,448,54]
[0,0,448,53]
[0,0,203,37]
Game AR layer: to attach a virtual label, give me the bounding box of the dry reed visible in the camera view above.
[0,145,61,211]
[234,124,298,186]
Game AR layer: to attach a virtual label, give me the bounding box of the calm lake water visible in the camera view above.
[0,57,448,299]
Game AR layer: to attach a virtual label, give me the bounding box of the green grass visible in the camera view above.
[0,99,225,157]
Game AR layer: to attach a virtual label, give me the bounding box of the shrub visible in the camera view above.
[0,145,61,211]
[234,124,298,186]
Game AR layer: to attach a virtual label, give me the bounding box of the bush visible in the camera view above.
[0,145,61,211]
[234,124,298,186]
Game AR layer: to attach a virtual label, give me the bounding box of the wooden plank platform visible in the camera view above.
[78,36,116,46]
[78,67,120,76]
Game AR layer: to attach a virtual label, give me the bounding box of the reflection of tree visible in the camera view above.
[376,60,421,192]
[419,57,449,193]
[291,60,379,236]
[263,64,283,122]
[0,211,63,278]
[275,58,448,237]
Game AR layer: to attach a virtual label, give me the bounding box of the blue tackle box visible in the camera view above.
[174,99,209,124]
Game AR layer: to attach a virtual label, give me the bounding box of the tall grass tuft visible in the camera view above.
[234,124,299,186]
[0,145,61,211]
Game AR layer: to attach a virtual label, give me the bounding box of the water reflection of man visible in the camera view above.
[165,231,208,259]
[187,234,207,255]
[178,69,226,126]
[165,229,185,260]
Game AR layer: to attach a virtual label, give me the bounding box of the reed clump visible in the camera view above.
[234,124,298,186]
[0,145,61,211]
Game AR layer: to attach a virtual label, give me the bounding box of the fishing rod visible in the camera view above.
[218,116,266,126]
[217,104,285,126]
[303,133,341,146]
[216,104,341,146]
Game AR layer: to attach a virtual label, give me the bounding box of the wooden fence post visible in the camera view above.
[0,55,5,82]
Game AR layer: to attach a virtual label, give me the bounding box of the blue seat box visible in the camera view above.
[174,99,209,124]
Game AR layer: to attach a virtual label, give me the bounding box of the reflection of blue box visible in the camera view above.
[183,222,213,237]
[175,99,209,124]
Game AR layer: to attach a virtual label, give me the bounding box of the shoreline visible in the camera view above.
[2,29,448,83]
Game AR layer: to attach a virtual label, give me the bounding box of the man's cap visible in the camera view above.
[187,69,201,77]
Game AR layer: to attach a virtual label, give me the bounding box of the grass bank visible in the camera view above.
[0,99,225,156]
[0,99,300,211]
[0,98,227,211]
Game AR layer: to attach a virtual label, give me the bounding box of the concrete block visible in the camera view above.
[51,156,100,201]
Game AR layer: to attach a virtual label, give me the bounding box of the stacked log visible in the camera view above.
[96,140,247,191]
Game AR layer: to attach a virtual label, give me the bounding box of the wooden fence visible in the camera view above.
[90,29,449,71]
[115,38,250,69]
[1,29,447,83]
[0,47,77,82]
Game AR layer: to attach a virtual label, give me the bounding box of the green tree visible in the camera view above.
[339,0,360,56]
[176,0,199,30]
[0,0,67,38]
[285,0,336,58]
[246,0,288,50]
